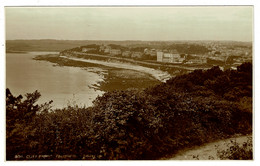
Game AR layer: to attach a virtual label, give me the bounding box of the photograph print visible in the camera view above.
[5,6,253,160]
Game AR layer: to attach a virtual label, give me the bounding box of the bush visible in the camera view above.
[6,89,52,160]
[6,62,252,160]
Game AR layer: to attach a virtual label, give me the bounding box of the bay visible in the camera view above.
[6,52,105,109]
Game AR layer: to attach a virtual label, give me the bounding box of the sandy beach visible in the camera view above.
[60,55,172,82]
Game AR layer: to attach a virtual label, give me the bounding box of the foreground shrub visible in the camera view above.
[6,62,252,160]
[6,89,52,160]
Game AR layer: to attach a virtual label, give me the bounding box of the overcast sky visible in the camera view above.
[5,6,253,41]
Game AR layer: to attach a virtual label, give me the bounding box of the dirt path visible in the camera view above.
[166,135,252,160]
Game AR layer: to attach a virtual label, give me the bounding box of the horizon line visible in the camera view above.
[6,39,253,42]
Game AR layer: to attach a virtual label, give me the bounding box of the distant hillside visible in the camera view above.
[5,40,154,52]
[6,40,100,52]
[6,39,252,53]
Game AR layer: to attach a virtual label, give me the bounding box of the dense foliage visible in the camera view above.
[6,62,252,160]
[6,89,52,160]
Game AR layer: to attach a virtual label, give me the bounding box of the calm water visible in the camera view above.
[6,52,105,109]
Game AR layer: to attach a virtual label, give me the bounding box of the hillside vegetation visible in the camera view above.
[6,62,252,160]
[6,40,132,52]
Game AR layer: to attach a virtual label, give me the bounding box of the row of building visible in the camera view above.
[81,45,208,64]
[157,52,207,64]
[82,45,155,59]
[81,44,251,65]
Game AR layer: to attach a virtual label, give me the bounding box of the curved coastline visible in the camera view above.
[60,55,172,83]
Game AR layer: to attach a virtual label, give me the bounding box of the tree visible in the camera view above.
[6,89,52,160]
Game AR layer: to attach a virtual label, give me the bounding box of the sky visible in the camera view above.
[5,6,253,41]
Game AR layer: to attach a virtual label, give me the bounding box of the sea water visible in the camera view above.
[6,52,105,109]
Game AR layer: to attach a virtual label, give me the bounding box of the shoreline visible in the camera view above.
[33,54,161,93]
[60,55,172,83]
[7,52,106,109]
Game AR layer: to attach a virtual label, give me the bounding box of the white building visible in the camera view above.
[157,52,184,63]
[104,46,111,53]
[122,51,131,57]
[110,49,121,55]
[82,48,95,52]
[157,51,164,62]
[131,52,143,58]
